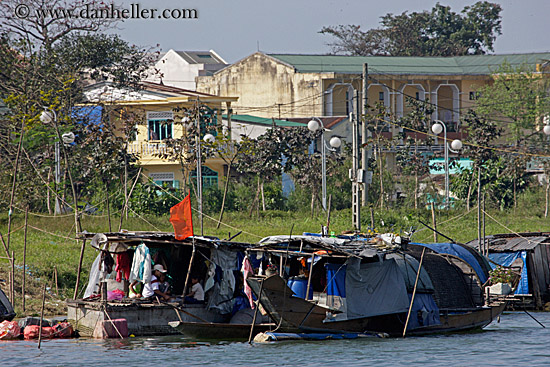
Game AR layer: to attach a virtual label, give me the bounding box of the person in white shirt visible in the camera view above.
[184,276,205,304]
[143,264,171,301]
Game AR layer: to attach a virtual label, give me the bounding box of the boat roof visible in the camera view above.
[255,234,405,259]
[465,232,550,252]
[79,231,252,250]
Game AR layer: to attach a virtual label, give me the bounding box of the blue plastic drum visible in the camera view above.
[287,277,313,299]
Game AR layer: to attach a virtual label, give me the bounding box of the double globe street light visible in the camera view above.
[431,120,462,209]
[308,117,342,211]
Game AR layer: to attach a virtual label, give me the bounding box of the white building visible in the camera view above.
[145,49,228,90]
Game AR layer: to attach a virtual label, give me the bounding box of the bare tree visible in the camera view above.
[0,0,118,49]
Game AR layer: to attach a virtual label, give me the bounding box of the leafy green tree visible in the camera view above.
[475,62,548,144]
[451,110,503,209]
[320,2,502,56]
[396,98,434,209]
[474,62,550,208]
[0,1,156,219]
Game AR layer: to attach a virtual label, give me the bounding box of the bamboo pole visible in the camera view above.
[106,180,112,232]
[118,167,142,231]
[477,167,482,253]
[38,284,46,349]
[431,202,437,243]
[403,247,426,338]
[7,118,25,252]
[248,278,264,344]
[482,194,486,256]
[182,243,196,301]
[54,266,59,295]
[22,206,28,312]
[73,239,87,300]
[370,208,375,230]
[8,269,12,305]
[216,162,232,229]
[11,251,15,309]
[305,253,315,301]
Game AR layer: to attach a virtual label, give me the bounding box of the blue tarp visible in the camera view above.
[72,106,103,125]
[488,251,529,295]
[260,332,384,341]
[413,242,488,284]
[326,263,346,297]
[405,293,441,330]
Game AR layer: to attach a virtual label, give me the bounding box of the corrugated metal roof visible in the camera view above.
[268,52,550,75]
[466,233,550,252]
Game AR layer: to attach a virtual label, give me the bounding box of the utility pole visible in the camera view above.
[362,63,370,206]
[352,90,361,231]
[195,100,204,236]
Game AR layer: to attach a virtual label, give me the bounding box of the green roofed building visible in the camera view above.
[197,51,550,131]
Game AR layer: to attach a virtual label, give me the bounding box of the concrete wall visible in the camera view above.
[197,53,325,119]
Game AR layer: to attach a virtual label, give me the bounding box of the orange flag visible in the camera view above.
[169,194,194,240]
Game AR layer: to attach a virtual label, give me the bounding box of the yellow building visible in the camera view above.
[197,52,550,135]
[83,81,238,189]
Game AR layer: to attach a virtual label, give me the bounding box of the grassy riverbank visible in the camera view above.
[1,189,550,317]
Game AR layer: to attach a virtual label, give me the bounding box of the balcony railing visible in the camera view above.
[127,141,237,160]
[127,141,169,157]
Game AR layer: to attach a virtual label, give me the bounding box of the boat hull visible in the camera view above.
[169,321,276,340]
[247,275,506,337]
[67,300,226,337]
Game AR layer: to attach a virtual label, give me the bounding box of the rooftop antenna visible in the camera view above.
[257,40,260,52]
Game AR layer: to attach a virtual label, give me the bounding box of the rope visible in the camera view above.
[139,171,263,239]
[382,118,550,158]
[416,205,477,242]
[481,208,540,246]
[127,207,162,231]
[27,225,76,241]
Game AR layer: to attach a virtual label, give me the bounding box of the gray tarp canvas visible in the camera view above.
[206,247,238,314]
[386,253,434,293]
[0,286,14,317]
[345,258,410,319]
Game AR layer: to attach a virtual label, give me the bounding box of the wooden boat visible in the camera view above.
[168,320,276,340]
[245,235,520,337]
[67,231,259,337]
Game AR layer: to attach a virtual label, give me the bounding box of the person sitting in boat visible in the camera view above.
[143,264,171,301]
[129,280,142,298]
[158,271,171,296]
[184,275,205,304]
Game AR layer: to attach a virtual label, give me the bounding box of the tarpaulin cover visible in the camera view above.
[345,258,409,319]
[405,293,441,330]
[488,251,529,295]
[0,287,15,320]
[386,253,434,292]
[72,106,103,127]
[414,242,489,283]
[326,263,346,297]
[325,263,347,313]
[206,247,238,314]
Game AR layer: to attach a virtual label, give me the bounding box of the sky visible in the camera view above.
[115,0,550,63]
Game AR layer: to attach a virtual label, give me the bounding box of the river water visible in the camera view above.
[1,311,549,366]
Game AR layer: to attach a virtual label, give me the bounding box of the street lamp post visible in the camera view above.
[431,120,462,209]
[182,113,216,236]
[308,117,342,211]
[40,109,75,214]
